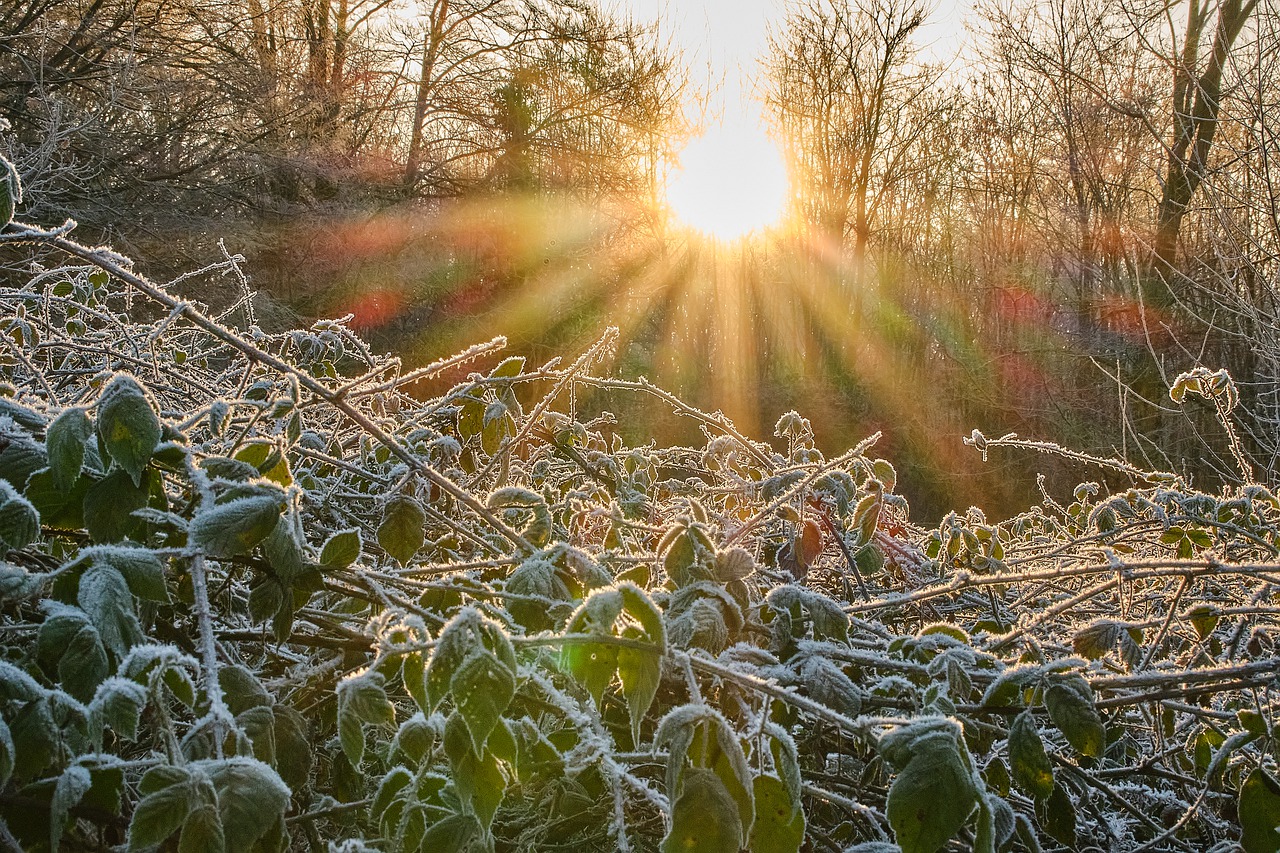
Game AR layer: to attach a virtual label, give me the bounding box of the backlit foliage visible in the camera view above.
[1,178,1280,852]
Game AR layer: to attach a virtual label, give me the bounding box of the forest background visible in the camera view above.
[3,0,1279,519]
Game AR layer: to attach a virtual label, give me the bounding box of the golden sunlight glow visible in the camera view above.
[666,113,789,241]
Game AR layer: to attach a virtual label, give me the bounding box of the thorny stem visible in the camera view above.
[3,221,535,553]
[188,553,229,759]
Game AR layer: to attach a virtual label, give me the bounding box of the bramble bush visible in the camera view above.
[1,153,1279,852]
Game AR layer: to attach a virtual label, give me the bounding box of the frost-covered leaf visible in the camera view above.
[79,545,169,602]
[337,671,394,765]
[1007,711,1054,801]
[198,756,291,851]
[50,763,92,850]
[0,152,21,223]
[47,407,92,491]
[83,469,149,542]
[190,495,284,557]
[262,513,304,581]
[371,765,413,828]
[90,676,148,741]
[443,712,507,831]
[178,802,225,853]
[617,629,661,742]
[1036,782,1076,847]
[714,546,755,581]
[271,705,311,791]
[662,768,744,853]
[0,480,38,550]
[378,495,426,564]
[1071,620,1120,660]
[0,716,12,789]
[419,813,482,852]
[1186,604,1220,640]
[78,562,143,657]
[128,767,193,851]
[488,487,551,548]
[797,654,862,717]
[0,561,45,602]
[452,648,516,754]
[320,528,362,568]
[748,774,804,853]
[59,623,111,702]
[1043,674,1105,759]
[96,374,162,486]
[885,731,977,853]
[218,664,271,715]
[391,713,438,766]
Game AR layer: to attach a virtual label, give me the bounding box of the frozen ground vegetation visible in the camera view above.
[1,156,1279,852]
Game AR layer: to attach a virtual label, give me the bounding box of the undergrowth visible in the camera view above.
[1,155,1279,852]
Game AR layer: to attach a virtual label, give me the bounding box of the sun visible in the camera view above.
[665,112,789,241]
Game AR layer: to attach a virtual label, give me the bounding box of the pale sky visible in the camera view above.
[609,0,975,237]
[608,0,973,111]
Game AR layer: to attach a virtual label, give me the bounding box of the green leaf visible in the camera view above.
[0,433,46,491]
[489,356,525,378]
[51,764,92,851]
[886,733,978,853]
[128,770,193,851]
[391,713,437,766]
[403,651,428,714]
[320,528,362,568]
[378,495,426,565]
[90,676,148,741]
[341,671,395,726]
[617,632,661,743]
[371,766,414,828]
[238,705,277,766]
[0,717,12,789]
[271,705,311,792]
[0,562,44,603]
[262,514,304,581]
[748,774,805,853]
[662,768,744,853]
[452,648,516,755]
[83,469,149,543]
[0,480,38,550]
[78,562,143,657]
[190,495,284,557]
[199,757,291,851]
[561,640,617,707]
[1043,675,1105,759]
[336,671,394,765]
[96,374,162,486]
[444,713,507,832]
[60,624,111,702]
[1186,604,1220,640]
[419,813,482,852]
[47,407,92,491]
[1070,620,1120,660]
[487,487,551,548]
[1007,711,1054,801]
[178,802,225,853]
[1240,768,1280,853]
[1037,782,1076,847]
[80,546,169,602]
[218,664,271,715]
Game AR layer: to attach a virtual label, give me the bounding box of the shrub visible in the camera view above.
[2,160,1279,852]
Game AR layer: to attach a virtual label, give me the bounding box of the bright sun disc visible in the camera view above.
[666,114,788,241]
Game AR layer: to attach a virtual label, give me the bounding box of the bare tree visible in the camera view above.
[765,0,939,256]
